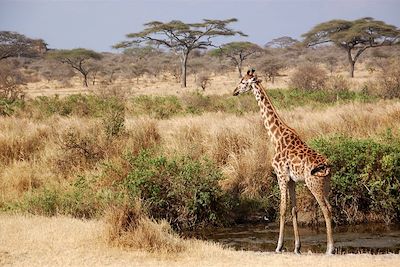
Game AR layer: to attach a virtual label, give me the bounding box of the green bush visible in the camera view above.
[121,151,235,229]
[0,98,24,116]
[102,102,125,138]
[268,88,374,109]
[130,95,183,119]
[310,134,400,224]
[25,94,125,118]
[5,150,236,230]
[12,176,108,218]
[2,89,377,119]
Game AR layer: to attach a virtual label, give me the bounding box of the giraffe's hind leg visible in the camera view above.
[275,176,289,253]
[306,177,334,255]
[288,179,301,254]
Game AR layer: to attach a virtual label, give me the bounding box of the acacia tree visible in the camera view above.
[114,18,245,87]
[48,48,102,87]
[210,41,262,77]
[257,56,285,84]
[0,31,45,60]
[265,36,299,48]
[302,17,400,77]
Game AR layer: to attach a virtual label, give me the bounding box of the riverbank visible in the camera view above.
[1,214,399,267]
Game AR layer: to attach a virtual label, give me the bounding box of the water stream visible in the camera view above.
[197,223,400,254]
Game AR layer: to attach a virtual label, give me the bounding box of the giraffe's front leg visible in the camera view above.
[288,179,301,254]
[276,179,288,253]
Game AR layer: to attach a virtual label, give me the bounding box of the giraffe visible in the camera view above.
[233,69,334,255]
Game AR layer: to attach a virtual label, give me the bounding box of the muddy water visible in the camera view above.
[199,223,400,254]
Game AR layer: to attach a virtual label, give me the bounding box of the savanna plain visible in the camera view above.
[1,38,400,266]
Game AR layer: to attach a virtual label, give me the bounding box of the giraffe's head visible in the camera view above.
[233,69,261,96]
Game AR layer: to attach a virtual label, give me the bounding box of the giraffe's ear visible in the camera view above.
[247,70,251,75]
[251,68,256,74]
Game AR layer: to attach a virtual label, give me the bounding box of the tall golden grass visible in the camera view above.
[105,198,184,254]
[1,100,399,205]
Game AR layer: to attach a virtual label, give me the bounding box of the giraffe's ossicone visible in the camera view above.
[233,69,334,255]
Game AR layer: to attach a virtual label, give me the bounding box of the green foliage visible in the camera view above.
[115,18,246,50]
[25,94,125,118]
[115,18,246,87]
[0,98,24,116]
[130,95,183,119]
[5,150,235,230]
[302,18,400,47]
[47,48,102,61]
[102,102,125,138]
[11,176,107,218]
[0,31,41,60]
[122,151,235,229]
[302,17,400,77]
[6,89,376,119]
[310,134,400,224]
[267,88,374,109]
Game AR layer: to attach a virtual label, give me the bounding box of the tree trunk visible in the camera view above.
[347,48,355,78]
[237,61,243,78]
[349,61,355,78]
[180,51,189,88]
[83,73,89,87]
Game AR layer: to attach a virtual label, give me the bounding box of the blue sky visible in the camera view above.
[1,0,399,52]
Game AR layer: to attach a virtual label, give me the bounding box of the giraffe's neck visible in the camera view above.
[252,83,288,145]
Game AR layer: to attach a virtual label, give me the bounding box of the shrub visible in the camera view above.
[196,73,211,91]
[102,102,125,138]
[17,176,105,218]
[130,95,183,119]
[310,134,400,224]
[26,94,125,118]
[0,63,26,102]
[121,151,234,230]
[326,75,350,93]
[379,60,400,99]
[56,125,105,175]
[181,91,212,115]
[289,63,328,91]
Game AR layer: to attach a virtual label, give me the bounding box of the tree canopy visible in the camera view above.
[114,18,246,87]
[0,31,46,60]
[302,17,400,77]
[210,41,262,77]
[48,48,102,87]
[265,36,299,48]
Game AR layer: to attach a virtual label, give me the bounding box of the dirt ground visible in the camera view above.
[0,214,399,267]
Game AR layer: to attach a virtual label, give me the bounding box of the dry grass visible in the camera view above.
[0,116,162,203]
[105,199,184,254]
[155,100,399,197]
[0,118,51,164]
[24,65,379,98]
[1,100,398,205]
[1,214,399,267]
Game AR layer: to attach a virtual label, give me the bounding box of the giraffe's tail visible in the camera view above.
[311,163,331,177]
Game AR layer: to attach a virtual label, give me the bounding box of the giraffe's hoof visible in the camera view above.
[325,245,334,255]
[294,249,301,255]
[275,248,283,253]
